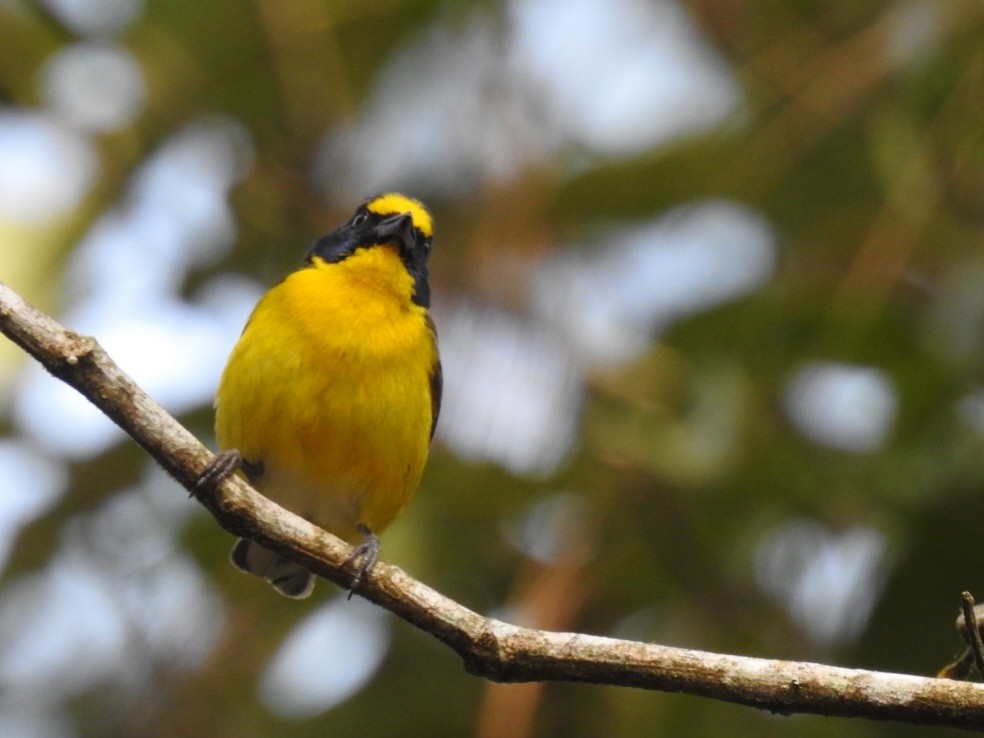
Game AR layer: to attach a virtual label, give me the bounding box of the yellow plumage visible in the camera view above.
[210,194,440,598]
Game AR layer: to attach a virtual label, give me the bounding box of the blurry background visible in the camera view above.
[0,0,982,736]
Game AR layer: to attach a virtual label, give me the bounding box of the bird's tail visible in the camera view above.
[230,538,315,599]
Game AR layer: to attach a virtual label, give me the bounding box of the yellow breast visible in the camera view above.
[214,246,437,541]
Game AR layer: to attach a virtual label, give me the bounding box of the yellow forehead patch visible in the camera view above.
[366,193,433,239]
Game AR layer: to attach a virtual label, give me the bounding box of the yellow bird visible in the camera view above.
[199,193,441,598]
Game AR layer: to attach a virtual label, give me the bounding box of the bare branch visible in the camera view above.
[2,279,984,731]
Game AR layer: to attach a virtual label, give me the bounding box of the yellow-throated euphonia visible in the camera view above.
[200,193,441,598]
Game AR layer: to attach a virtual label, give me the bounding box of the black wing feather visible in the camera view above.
[426,313,442,440]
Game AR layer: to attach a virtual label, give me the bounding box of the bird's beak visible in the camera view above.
[374,212,415,251]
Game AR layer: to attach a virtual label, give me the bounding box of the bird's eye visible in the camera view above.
[351,211,369,227]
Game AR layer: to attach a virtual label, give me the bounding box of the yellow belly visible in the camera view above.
[214,248,437,542]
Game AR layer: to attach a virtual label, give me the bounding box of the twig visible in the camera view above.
[3,279,984,731]
[963,593,984,680]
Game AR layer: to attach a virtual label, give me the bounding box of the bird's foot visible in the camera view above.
[193,449,262,498]
[344,523,380,598]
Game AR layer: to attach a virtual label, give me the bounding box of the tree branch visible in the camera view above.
[2,279,983,731]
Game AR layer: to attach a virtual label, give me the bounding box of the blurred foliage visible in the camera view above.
[1,0,983,736]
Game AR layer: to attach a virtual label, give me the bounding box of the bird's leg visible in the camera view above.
[193,449,263,497]
[344,523,380,598]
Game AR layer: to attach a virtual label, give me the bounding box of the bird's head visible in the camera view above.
[305,193,435,306]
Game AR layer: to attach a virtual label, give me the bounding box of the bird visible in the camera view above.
[197,193,441,598]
